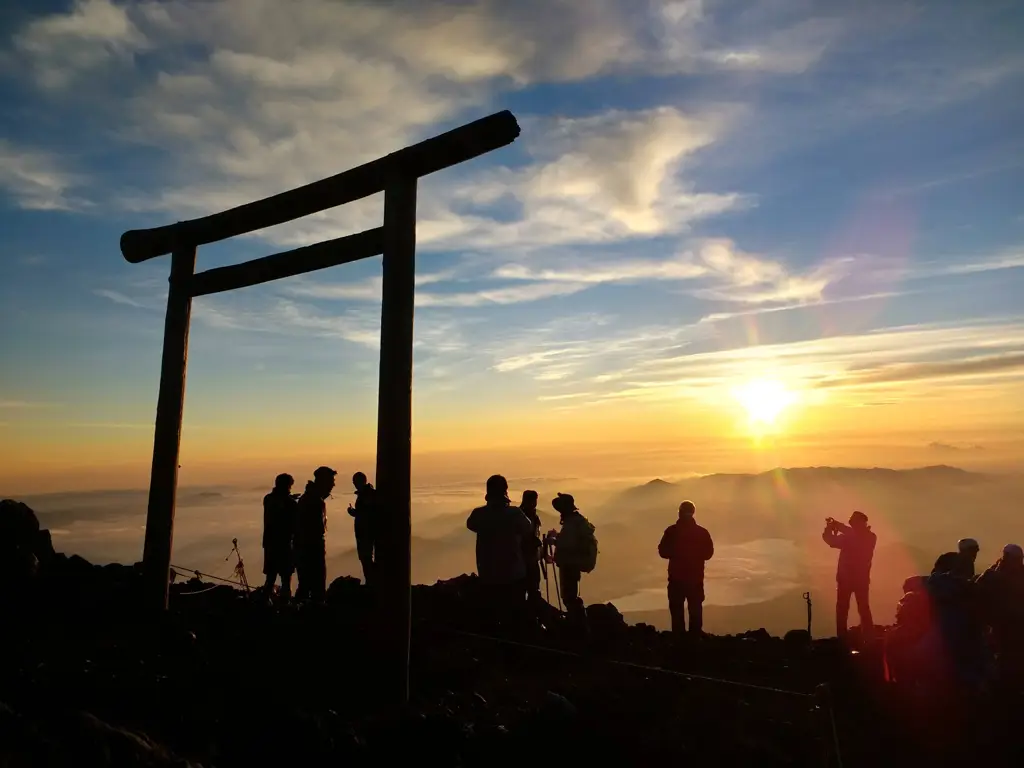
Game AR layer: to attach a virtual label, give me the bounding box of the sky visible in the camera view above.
[2,0,1024,495]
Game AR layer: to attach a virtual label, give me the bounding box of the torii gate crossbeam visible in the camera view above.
[120,110,521,707]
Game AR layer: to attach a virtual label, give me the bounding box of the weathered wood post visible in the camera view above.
[142,246,196,610]
[375,177,418,706]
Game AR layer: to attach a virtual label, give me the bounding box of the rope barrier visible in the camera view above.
[174,584,221,596]
[170,565,248,588]
[434,625,815,698]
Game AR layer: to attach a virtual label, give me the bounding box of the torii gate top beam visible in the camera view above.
[120,110,520,264]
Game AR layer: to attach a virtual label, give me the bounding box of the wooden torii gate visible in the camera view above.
[120,110,521,705]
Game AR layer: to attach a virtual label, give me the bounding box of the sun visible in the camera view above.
[731,378,797,431]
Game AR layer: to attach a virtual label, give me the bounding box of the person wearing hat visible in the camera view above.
[956,538,981,579]
[550,492,597,630]
[658,500,714,637]
[295,466,337,602]
[822,511,877,639]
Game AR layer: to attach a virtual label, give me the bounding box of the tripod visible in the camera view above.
[226,538,251,592]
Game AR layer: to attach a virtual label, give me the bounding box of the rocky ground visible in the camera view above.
[1,500,1022,766]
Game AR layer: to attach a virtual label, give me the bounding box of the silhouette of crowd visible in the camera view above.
[257,467,1024,696]
[260,466,378,603]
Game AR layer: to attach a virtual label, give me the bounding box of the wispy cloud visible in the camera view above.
[93,288,151,309]
[0,140,85,211]
[64,422,153,429]
[0,399,60,409]
[495,239,853,306]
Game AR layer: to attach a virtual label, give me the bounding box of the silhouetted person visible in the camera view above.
[977,544,1024,678]
[519,490,543,609]
[658,500,714,636]
[347,471,378,586]
[956,538,980,579]
[262,473,298,599]
[295,466,337,602]
[923,551,989,689]
[467,475,532,632]
[822,511,876,638]
[551,492,597,631]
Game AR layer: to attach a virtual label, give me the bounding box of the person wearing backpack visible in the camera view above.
[551,492,597,628]
[658,500,714,636]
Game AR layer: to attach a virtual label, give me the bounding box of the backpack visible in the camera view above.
[566,515,599,574]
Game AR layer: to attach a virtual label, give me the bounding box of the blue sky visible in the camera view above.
[1,0,1024,489]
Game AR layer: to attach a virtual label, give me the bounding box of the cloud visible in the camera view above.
[580,318,1024,406]
[93,288,151,309]
[415,281,587,308]
[0,399,60,409]
[0,140,84,211]
[13,0,147,89]
[64,422,154,429]
[495,238,851,306]
[834,352,1024,389]
[928,441,984,452]
[282,270,457,302]
[6,2,763,254]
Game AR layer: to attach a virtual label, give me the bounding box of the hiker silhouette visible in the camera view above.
[658,500,714,637]
[262,473,298,600]
[294,466,337,603]
[550,492,596,635]
[822,511,876,639]
[347,471,378,586]
[519,490,544,611]
[466,475,532,633]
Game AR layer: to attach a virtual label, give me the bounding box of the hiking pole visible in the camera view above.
[540,553,551,606]
[803,591,813,639]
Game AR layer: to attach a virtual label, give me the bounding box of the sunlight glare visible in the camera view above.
[732,378,797,431]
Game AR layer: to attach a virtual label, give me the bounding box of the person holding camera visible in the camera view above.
[262,472,299,600]
[822,511,876,639]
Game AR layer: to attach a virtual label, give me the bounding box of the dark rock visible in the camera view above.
[783,629,811,646]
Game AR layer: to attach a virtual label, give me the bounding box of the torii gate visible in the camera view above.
[120,110,521,705]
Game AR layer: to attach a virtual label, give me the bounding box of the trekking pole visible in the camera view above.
[540,554,551,606]
[553,564,563,613]
[803,592,813,639]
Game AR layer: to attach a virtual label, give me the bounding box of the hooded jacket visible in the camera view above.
[658,517,714,584]
[467,501,533,585]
